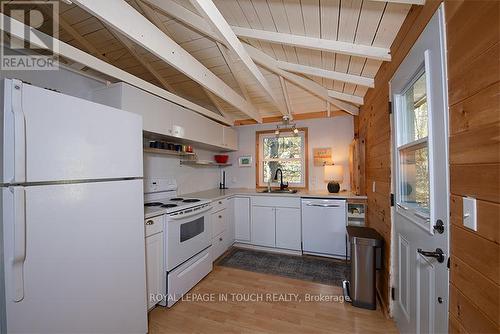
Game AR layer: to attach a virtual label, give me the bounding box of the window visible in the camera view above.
[396,71,430,215]
[256,128,308,188]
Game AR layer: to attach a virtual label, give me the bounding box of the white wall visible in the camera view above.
[226,116,354,191]
[144,148,223,195]
[0,64,105,100]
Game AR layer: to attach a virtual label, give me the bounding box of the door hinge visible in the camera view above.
[388,101,393,114]
[391,287,396,301]
[390,193,395,207]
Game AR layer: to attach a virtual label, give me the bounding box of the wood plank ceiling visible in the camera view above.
[2,0,412,123]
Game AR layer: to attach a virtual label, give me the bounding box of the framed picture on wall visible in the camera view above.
[238,156,252,167]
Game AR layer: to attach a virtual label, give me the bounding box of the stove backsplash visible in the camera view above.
[144,147,223,195]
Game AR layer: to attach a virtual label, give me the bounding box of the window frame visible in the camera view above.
[255,128,309,189]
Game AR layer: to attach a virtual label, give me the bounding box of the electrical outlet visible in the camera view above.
[372,181,376,193]
[463,197,477,231]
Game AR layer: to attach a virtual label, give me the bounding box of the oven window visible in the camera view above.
[180,217,205,242]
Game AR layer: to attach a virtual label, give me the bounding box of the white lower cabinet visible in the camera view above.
[249,196,302,251]
[211,199,236,262]
[145,231,164,310]
[251,206,276,247]
[275,208,302,251]
[234,197,251,242]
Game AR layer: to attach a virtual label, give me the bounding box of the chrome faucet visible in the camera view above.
[274,168,288,190]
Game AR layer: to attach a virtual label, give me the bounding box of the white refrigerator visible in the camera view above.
[0,79,148,333]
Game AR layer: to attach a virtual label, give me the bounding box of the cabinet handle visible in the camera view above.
[218,201,222,204]
[145,220,154,225]
[219,237,223,241]
[218,215,222,219]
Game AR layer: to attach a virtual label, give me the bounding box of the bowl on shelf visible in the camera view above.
[214,155,229,164]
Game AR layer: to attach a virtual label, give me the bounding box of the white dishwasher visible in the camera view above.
[301,198,347,258]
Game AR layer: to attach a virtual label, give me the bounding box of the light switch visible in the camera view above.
[463,197,477,231]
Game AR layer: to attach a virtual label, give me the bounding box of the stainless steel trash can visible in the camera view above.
[346,226,383,310]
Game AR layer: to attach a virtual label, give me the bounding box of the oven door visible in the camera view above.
[165,205,211,271]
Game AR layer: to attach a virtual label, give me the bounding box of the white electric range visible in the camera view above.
[144,178,213,307]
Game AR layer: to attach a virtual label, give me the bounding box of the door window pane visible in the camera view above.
[399,73,428,145]
[399,143,430,213]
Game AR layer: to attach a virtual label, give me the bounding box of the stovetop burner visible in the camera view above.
[170,198,184,201]
[161,204,178,208]
[144,202,163,207]
[183,199,201,203]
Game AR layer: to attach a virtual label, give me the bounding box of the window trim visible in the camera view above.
[255,127,309,189]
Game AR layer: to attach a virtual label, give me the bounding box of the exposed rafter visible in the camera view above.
[39,6,110,63]
[245,45,359,115]
[144,0,223,43]
[0,13,232,125]
[104,24,176,93]
[189,0,287,116]
[327,90,364,105]
[276,60,374,88]
[279,77,293,116]
[369,0,425,4]
[231,26,391,61]
[141,0,366,115]
[73,0,262,123]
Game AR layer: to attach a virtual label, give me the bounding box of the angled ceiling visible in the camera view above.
[0,0,414,124]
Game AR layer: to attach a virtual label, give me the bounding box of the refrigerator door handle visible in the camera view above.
[12,187,26,302]
[12,80,26,183]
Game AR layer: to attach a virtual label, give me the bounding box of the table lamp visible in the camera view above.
[324,164,344,193]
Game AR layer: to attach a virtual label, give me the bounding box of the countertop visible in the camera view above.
[180,188,367,202]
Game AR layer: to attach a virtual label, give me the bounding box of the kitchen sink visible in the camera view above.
[259,189,298,194]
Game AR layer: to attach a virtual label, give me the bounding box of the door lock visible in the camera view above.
[417,248,445,263]
[433,219,444,234]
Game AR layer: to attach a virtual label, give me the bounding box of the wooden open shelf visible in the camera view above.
[180,160,232,168]
[143,147,195,157]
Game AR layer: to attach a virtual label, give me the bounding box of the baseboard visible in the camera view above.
[233,242,303,256]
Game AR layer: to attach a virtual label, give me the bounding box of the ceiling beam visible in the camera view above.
[189,0,287,116]
[0,13,232,126]
[327,90,364,105]
[279,77,292,116]
[144,0,223,44]
[231,26,391,61]
[73,0,262,123]
[276,60,374,88]
[369,0,425,4]
[245,45,359,116]
[103,24,177,93]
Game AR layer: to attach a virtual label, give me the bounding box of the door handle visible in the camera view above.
[12,187,26,302]
[12,80,26,183]
[417,248,445,263]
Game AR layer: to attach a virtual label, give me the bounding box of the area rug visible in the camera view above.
[217,247,350,287]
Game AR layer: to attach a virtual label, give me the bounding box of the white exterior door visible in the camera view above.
[391,5,449,334]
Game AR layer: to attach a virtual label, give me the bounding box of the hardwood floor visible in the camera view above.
[148,265,398,333]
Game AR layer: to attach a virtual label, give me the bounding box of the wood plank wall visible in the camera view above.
[358,0,443,313]
[358,1,499,329]
[446,0,500,333]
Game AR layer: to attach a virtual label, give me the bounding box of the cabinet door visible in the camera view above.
[251,206,275,247]
[275,208,302,251]
[234,197,251,242]
[145,232,163,310]
[211,208,226,238]
[226,197,235,247]
[223,127,238,150]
